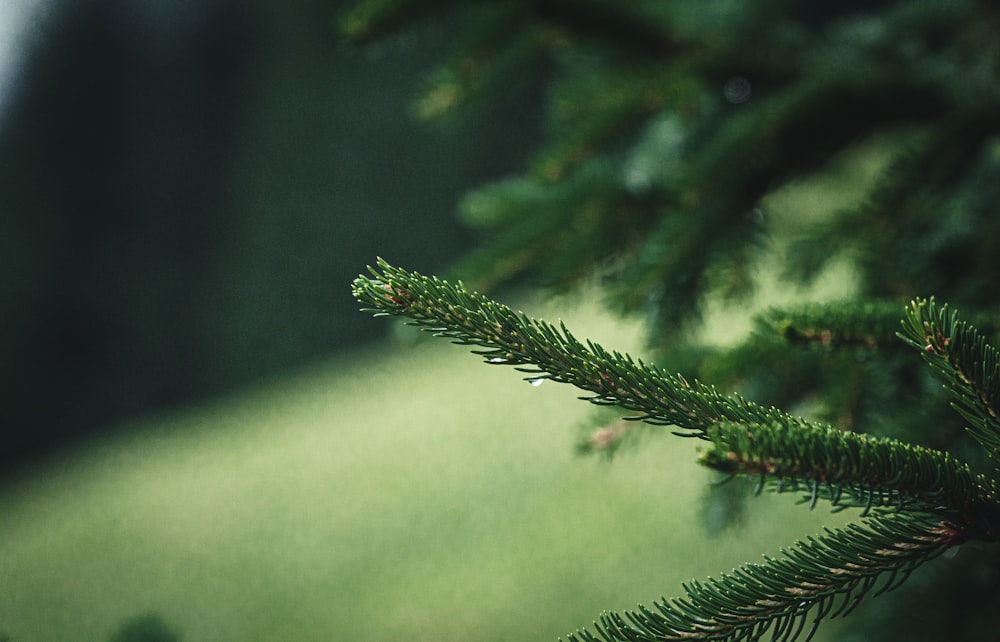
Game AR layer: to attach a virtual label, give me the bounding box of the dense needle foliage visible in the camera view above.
[354,263,1000,641]
[342,1,1000,640]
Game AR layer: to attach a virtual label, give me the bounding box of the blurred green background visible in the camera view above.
[0,0,541,472]
[0,288,859,641]
[0,1,967,641]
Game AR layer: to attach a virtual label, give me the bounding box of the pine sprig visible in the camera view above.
[701,420,989,519]
[899,298,1000,470]
[354,261,1000,522]
[762,301,911,350]
[354,262,1000,640]
[563,514,965,642]
[353,259,825,437]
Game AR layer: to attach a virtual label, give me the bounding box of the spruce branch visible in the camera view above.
[353,262,1000,640]
[701,420,989,520]
[899,298,1000,471]
[353,261,998,522]
[563,514,965,642]
[339,1,1000,637]
[352,259,824,438]
[413,5,545,121]
[761,302,911,351]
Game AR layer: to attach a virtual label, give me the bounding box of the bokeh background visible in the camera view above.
[0,0,541,473]
[2,1,988,641]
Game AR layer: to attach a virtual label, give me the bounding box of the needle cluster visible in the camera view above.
[354,260,1000,642]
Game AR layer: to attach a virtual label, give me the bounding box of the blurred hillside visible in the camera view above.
[0,0,540,472]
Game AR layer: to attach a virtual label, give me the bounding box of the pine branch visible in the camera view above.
[412,5,544,121]
[354,262,1000,640]
[563,514,965,642]
[353,261,1000,525]
[899,298,1000,471]
[829,113,1000,298]
[701,419,989,520]
[352,259,822,437]
[761,301,911,351]
[451,165,663,292]
[531,66,681,182]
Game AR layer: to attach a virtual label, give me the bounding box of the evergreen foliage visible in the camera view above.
[353,262,1000,641]
[342,0,1000,640]
[341,0,1000,330]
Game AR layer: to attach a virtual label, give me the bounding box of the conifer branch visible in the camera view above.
[354,262,1000,640]
[563,514,965,642]
[701,420,990,520]
[353,262,1000,524]
[352,259,820,438]
[762,302,910,351]
[899,298,1000,470]
[413,5,545,121]
[339,1,1000,637]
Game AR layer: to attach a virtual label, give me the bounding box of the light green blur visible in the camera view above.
[0,287,858,641]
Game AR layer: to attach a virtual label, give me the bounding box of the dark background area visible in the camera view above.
[0,0,540,475]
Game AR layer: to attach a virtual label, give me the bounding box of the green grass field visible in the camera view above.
[0,289,858,641]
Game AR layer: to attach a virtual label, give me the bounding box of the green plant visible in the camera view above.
[341,1,1000,639]
[353,262,1000,641]
[337,0,1000,464]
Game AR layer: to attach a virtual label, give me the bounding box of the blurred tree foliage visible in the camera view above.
[0,0,539,472]
[341,1,1000,640]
